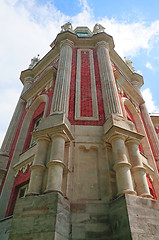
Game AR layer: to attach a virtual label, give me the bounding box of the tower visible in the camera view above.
[0,22,159,240]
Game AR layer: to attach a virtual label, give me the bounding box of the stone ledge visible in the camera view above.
[33,113,74,142]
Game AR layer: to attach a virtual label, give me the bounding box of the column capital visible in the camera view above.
[131,165,146,173]
[125,138,140,146]
[95,41,109,50]
[30,164,46,171]
[104,142,112,149]
[49,131,68,142]
[109,134,126,144]
[113,161,132,171]
[24,76,33,84]
[34,135,50,143]
[47,160,65,168]
[60,39,74,49]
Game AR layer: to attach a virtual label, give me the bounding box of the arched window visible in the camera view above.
[23,102,45,151]
[30,116,42,147]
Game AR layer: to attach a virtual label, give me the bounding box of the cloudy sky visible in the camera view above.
[0,0,159,146]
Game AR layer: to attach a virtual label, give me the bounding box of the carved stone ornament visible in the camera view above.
[93,23,105,34]
[28,55,40,69]
[117,83,124,96]
[61,22,73,32]
[14,161,32,177]
[124,57,135,73]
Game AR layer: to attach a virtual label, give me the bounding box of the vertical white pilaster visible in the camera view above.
[140,103,159,164]
[96,41,122,118]
[50,39,74,116]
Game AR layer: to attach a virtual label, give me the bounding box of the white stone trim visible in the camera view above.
[75,49,99,121]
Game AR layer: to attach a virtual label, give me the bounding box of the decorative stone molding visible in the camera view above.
[21,76,34,95]
[21,66,57,102]
[25,94,49,119]
[45,80,54,93]
[33,113,74,142]
[114,69,144,106]
[78,144,99,151]
[28,55,40,69]
[103,115,138,139]
[60,39,74,49]
[13,159,33,177]
[47,160,65,169]
[117,83,124,96]
[33,134,50,144]
[61,22,73,33]
[93,23,105,34]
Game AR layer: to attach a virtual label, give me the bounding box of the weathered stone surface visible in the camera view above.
[71,201,111,240]
[8,192,70,240]
[0,217,13,240]
[126,194,159,240]
[109,195,132,240]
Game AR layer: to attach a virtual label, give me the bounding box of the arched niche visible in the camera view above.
[0,94,49,218]
[121,97,157,170]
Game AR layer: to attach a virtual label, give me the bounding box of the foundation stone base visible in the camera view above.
[8,192,70,240]
[1,194,159,239]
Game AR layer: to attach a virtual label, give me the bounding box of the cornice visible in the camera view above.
[110,49,144,87]
[114,69,144,106]
[20,49,59,84]
[103,125,144,143]
[32,113,74,142]
[103,114,144,143]
[21,66,57,101]
[50,30,115,49]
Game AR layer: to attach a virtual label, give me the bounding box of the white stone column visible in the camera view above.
[0,76,32,158]
[27,136,50,195]
[110,135,136,196]
[21,76,33,95]
[96,41,122,117]
[45,133,66,194]
[140,103,159,164]
[0,76,33,182]
[50,39,74,116]
[126,139,152,198]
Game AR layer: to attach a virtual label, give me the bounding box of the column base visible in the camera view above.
[44,189,63,196]
[139,193,153,198]
[117,189,137,196]
[26,192,40,196]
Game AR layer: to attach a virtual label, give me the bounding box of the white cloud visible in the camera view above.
[146,62,154,70]
[142,88,159,113]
